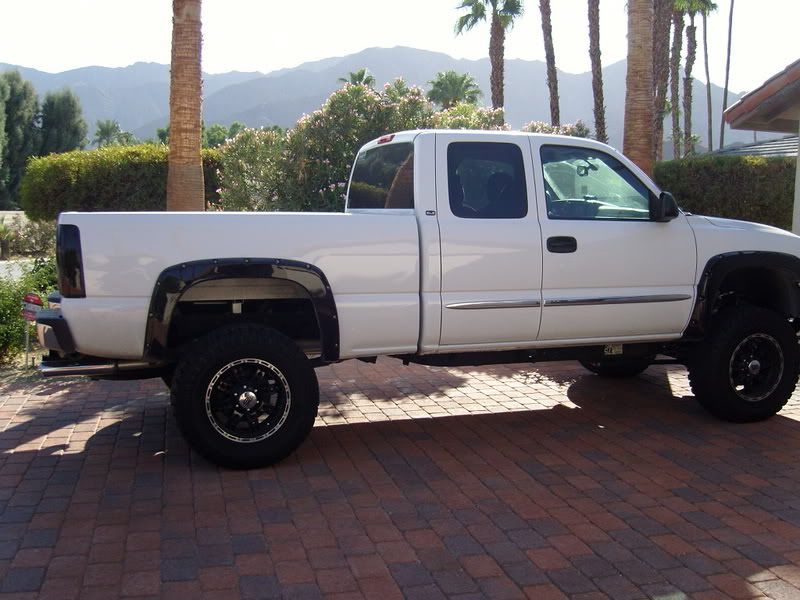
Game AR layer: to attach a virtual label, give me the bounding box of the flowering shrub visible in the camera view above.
[216,129,284,211]
[522,120,592,138]
[431,103,508,130]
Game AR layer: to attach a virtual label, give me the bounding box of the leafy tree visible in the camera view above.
[38,89,88,155]
[157,124,170,144]
[217,128,284,211]
[227,121,245,139]
[167,0,204,211]
[455,0,523,110]
[116,131,138,145]
[0,71,39,209]
[93,119,123,147]
[203,123,229,148]
[427,71,482,109]
[338,68,376,88]
[539,0,560,125]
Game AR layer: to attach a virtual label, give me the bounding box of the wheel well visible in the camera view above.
[167,278,322,358]
[715,267,800,318]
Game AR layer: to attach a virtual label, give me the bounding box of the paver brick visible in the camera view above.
[2,359,800,599]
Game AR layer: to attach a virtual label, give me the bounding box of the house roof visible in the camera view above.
[724,58,800,133]
[713,135,798,157]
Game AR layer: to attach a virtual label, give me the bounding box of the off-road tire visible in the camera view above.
[580,357,651,378]
[172,324,319,468]
[688,306,799,423]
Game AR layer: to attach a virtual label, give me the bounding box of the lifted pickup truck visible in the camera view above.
[39,130,800,467]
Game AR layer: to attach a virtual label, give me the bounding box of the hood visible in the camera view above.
[701,215,792,236]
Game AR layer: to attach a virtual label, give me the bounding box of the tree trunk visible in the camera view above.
[489,11,505,110]
[623,0,654,176]
[720,0,734,149]
[702,11,713,152]
[166,0,205,211]
[683,14,697,156]
[588,0,606,143]
[652,0,672,161]
[670,10,684,160]
[540,0,560,126]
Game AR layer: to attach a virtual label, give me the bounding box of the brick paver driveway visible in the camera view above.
[1,359,800,599]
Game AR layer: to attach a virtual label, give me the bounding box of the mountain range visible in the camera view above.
[0,46,760,153]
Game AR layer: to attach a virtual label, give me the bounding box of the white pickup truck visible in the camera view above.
[38,130,800,467]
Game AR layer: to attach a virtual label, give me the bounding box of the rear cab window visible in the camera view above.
[447,142,528,219]
[347,142,414,210]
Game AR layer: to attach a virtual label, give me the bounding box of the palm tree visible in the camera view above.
[539,0,559,126]
[338,68,376,88]
[719,0,734,149]
[93,119,122,147]
[701,1,718,151]
[166,0,204,211]
[669,6,684,159]
[652,0,672,160]
[427,71,483,109]
[623,0,654,175]
[679,0,698,156]
[587,0,606,143]
[455,0,524,110]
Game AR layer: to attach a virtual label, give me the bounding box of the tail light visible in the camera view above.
[56,224,86,298]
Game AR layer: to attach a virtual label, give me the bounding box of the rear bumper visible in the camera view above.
[36,304,76,355]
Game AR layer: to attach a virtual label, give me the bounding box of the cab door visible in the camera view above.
[532,139,697,342]
[435,133,543,349]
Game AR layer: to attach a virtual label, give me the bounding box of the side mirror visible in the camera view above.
[650,191,680,222]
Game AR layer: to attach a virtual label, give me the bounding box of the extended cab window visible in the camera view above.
[348,142,414,209]
[541,145,652,220]
[447,142,527,219]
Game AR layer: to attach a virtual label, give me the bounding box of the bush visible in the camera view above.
[653,155,796,230]
[0,257,57,363]
[522,120,591,138]
[431,103,507,130]
[1,214,56,256]
[20,145,222,221]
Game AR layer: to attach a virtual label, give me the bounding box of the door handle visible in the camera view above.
[547,236,577,253]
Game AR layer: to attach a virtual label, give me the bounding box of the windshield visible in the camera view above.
[348,142,414,209]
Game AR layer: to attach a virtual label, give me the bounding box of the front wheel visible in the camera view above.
[688,307,799,423]
[172,324,319,468]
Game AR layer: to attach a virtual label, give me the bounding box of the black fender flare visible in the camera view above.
[685,251,800,338]
[143,258,340,362]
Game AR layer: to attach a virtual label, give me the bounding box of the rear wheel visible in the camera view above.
[688,306,799,422]
[172,324,319,468]
[580,357,651,378]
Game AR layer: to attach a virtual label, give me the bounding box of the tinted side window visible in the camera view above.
[540,145,652,220]
[348,142,414,209]
[447,142,528,219]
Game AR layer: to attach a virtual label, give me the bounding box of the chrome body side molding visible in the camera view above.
[446,299,542,310]
[544,294,692,307]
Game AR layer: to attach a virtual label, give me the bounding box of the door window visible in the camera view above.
[540,145,652,220]
[447,142,527,219]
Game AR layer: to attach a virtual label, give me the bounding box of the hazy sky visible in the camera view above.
[1,0,797,93]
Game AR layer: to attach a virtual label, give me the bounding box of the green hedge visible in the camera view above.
[654,155,796,230]
[20,145,221,221]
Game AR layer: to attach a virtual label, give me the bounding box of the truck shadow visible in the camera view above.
[1,362,799,597]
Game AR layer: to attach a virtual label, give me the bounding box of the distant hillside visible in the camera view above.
[0,47,757,150]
